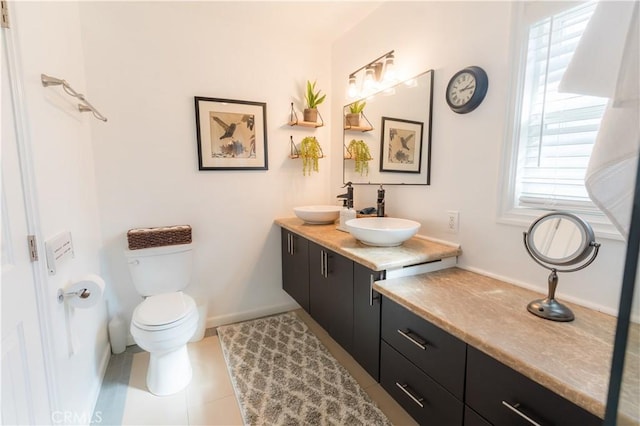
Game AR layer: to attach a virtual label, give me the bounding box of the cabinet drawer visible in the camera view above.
[381,297,466,399]
[381,341,463,426]
[466,346,601,426]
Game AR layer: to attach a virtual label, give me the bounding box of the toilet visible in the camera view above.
[125,243,199,396]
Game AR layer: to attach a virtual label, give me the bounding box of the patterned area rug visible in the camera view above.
[217,312,391,426]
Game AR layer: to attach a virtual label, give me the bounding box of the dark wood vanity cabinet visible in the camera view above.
[466,346,601,426]
[380,296,603,426]
[309,241,354,353]
[353,263,383,381]
[280,229,383,381]
[281,229,310,311]
[380,297,465,425]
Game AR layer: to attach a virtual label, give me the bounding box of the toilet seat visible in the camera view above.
[132,292,197,331]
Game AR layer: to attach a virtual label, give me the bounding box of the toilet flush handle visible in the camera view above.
[128,259,140,265]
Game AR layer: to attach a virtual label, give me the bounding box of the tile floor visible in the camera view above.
[94,309,417,425]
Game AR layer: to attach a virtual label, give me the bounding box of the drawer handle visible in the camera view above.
[397,328,428,350]
[395,382,425,408]
[501,401,543,426]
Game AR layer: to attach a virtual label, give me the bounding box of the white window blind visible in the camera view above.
[515,1,608,213]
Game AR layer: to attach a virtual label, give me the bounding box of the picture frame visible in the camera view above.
[194,97,268,170]
[379,116,424,173]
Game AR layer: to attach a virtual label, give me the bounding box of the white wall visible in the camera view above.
[331,2,631,316]
[78,2,335,330]
[12,1,109,420]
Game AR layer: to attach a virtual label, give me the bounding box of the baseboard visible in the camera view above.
[88,342,111,418]
[205,301,300,328]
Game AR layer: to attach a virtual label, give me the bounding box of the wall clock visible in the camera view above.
[445,66,488,114]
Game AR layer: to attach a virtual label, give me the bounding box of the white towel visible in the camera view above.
[559,2,640,239]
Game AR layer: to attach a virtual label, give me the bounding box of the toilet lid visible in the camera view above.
[133,292,196,327]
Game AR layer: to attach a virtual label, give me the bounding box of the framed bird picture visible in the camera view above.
[194,97,268,170]
[379,116,424,173]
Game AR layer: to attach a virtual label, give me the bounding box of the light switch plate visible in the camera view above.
[45,231,74,275]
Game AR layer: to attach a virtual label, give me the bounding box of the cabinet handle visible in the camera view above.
[319,250,329,278]
[287,234,292,255]
[395,382,424,408]
[290,234,294,255]
[324,251,329,278]
[397,328,428,350]
[369,274,380,306]
[501,401,544,426]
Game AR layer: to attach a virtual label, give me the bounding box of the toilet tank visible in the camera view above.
[124,244,193,297]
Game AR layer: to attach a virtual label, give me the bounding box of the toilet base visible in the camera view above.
[146,345,192,396]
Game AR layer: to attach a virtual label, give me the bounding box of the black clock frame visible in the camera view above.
[446,66,489,114]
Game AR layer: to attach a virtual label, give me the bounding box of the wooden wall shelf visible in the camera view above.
[288,103,324,128]
[289,120,323,128]
[344,125,373,132]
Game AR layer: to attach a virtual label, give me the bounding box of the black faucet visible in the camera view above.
[337,182,354,209]
[377,185,385,217]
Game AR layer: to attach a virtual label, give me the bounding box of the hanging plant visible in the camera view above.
[300,136,323,175]
[347,139,373,176]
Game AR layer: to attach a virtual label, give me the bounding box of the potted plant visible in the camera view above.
[304,80,326,123]
[346,100,366,127]
[347,139,372,176]
[300,136,323,175]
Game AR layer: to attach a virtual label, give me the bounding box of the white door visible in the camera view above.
[1,19,52,425]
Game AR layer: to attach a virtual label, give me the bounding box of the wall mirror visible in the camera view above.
[343,70,433,185]
[523,212,601,322]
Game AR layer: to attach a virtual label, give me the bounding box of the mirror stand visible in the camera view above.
[523,212,601,322]
[527,269,575,322]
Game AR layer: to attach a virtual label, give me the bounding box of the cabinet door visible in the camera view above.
[353,263,383,381]
[281,229,309,311]
[309,242,331,331]
[328,249,354,352]
[466,346,601,426]
[309,242,354,352]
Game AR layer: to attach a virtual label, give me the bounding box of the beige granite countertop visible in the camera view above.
[374,267,640,423]
[275,217,461,271]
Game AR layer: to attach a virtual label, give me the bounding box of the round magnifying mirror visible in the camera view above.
[523,212,600,322]
[526,212,595,267]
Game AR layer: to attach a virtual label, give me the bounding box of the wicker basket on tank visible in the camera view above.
[127,225,192,250]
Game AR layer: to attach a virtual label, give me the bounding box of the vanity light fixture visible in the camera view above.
[347,50,397,99]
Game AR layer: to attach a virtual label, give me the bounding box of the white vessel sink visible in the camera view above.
[293,205,341,224]
[346,217,420,247]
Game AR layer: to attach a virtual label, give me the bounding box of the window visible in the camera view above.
[500,1,617,238]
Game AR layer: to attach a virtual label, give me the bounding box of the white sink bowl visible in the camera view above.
[346,217,420,247]
[294,205,341,224]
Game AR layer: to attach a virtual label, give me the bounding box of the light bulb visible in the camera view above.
[348,75,358,98]
[383,54,396,83]
[363,67,375,93]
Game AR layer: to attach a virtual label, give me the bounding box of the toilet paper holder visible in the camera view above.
[57,287,91,304]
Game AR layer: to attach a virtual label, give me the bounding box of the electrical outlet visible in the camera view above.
[447,211,459,233]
